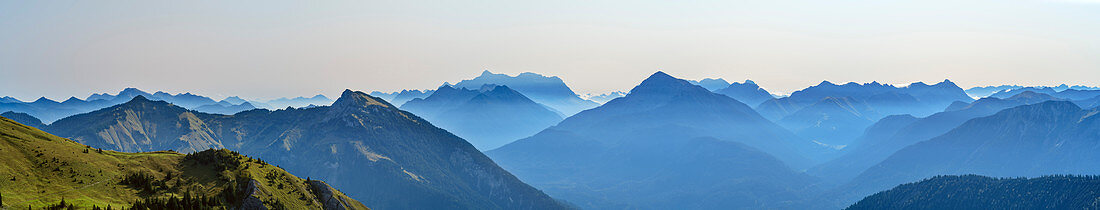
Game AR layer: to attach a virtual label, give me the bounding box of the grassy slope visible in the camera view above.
[0,116,368,209]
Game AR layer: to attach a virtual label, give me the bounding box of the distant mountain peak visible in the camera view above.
[483,85,520,95]
[743,79,756,84]
[635,71,683,87]
[930,79,960,88]
[332,89,391,108]
[118,87,147,95]
[33,97,56,103]
[628,71,711,99]
[819,81,836,86]
[129,95,152,102]
[481,70,494,76]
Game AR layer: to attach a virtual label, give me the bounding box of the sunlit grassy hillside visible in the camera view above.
[0,116,368,209]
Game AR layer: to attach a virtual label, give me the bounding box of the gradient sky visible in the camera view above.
[2,0,1099,101]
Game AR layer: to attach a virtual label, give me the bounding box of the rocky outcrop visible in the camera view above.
[308,180,366,210]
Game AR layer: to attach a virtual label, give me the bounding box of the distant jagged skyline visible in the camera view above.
[6,69,1100,103]
[3,1,1100,101]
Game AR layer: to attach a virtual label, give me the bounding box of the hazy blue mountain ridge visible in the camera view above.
[488,71,826,209]
[452,70,598,116]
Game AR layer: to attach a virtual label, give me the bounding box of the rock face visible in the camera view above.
[309,180,364,210]
[488,71,825,209]
[46,90,570,210]
[239,180,270,210]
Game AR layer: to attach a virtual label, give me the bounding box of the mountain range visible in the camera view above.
[834,100,1100,207]
[8,70,1100,209]
[248,94,334,109]
[370,89,434,106]
[488,72,826,209]
[687,78,731,91]
[0,88,336,124]
[714,80,775,107]
[988,87,1100,101]
[808,91,1062,185]
[401,85,563,150]
[966,84,1100,98]
[583,91,626,104]
[41,90,571,209]
[452,71,598,116]
[757,80,973,146]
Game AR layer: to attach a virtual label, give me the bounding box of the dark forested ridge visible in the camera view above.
[847,175,1100,210]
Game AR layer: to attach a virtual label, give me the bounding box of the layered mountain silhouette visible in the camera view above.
[688,78,731,91]
[1,111,46,128]
[809,91,1061,184]
[988,87,1100,101]
[2,88,252,123]
[714,79,775,107]
[487,72,825,209]
[757,80,972,146]
[836,100,1100,207]
[194,101,257,115]
[970,84,1100,98]
[44,90,570,209]
[777,96,879,149]
[249,94,333,109]
[46,95,225,153]
[371,89,435,106]
[584,91,626,104]
[401,85,563,150]
[847,175,1100,210]
[0,116,368,209]
[0,95,116,123]
[452,71,598,116]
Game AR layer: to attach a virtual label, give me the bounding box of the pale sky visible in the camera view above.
[2,0,1099,101]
